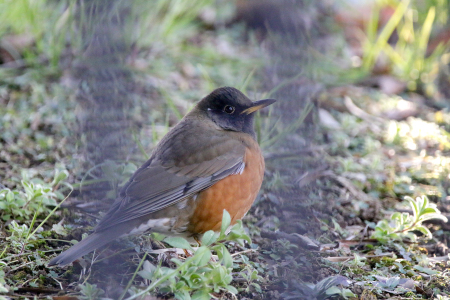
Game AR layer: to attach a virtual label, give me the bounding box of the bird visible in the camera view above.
[48,87,276,267]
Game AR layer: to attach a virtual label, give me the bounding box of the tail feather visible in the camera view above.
[48,227,126,266]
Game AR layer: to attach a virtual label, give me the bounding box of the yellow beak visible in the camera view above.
[241,99,276,115]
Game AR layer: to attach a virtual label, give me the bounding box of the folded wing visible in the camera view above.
[95,120,246,232]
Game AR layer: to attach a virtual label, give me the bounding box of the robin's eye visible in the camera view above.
[224,105,235,114]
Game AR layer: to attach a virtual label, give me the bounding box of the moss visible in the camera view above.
[380,257,395,267]
[350,267,365,275]
[365,244,374,250]
[404,291,415,297]
[12,270,27,281]
[38,275,48,285]
[28,239,47,248]
[39,230,53,238]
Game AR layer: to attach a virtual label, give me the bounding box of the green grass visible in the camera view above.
[0,0,74,68]
[362,0,449,95]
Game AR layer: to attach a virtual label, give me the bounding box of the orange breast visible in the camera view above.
[188,142,264,234]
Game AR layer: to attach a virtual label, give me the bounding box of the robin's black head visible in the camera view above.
[196,87,276,137]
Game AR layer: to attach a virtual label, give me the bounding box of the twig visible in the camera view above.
[231,249,256,257]
[344,96,383,132]
[51,275,64,290]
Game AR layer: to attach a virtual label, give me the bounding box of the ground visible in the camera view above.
[1,1,450,299]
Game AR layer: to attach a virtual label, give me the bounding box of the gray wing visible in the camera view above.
[95,119,246,232]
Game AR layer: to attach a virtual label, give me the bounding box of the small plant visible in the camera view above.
[0,266,9,296]
[124,210,251,300]
[0,0,74,68]
[371,195,447,243]
[239,265,263,293]
[281,275,353,300]
[264,238,298,261]
[6,221,36,253]
[362,0,449,94]
[130,0,214,47]
[2,168,71,255]
[79,282,110,300]
[0,169,68,222]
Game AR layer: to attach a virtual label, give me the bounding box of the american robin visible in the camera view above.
[48,87,275,266]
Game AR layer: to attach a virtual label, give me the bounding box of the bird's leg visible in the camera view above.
[183,249,192,257]
[181,236,201,258]
[194,235,202,247]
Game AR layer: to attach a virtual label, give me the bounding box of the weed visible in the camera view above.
[371,195,447,243]
[130,0,213,47]
[363,0,449,95]
[6,221,36,252]
[0,0,74,68]
[0,270,7,297]
[281,275,353,300]
[239,265,264,293]
[0,168,68,222]
[122,210,251,300]
[79,282,110,300]
[264,239,298,261]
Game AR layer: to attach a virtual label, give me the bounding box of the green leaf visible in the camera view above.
[192,246,211,266]
[187,273,204,289]
[220,210,231,236]
[174,290,191,300]
[251,282,262,293]
[250,270,259,280]
[219,246,233,268]
[52,169,68,185]
[212,266,226,283]
[405,196,419,219]
[421,207,438,215]
[52,223,67,236]
[150,232,166,241]
[175,281,186,290]
[191,289,210,300]
[420,213,448,222]
[224,273,233,285]
[226,285,238,294]
[201,230,217,246]
[164,236,193,250]
[414,226,432,238]
[414,265,439,275]
[137,269,154,280]
[342,288,357,297]
[6,190,14,202]
[420,195,428,210]
[228,220,251,244]
[391,212,402,220]
[325,286,341,295]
